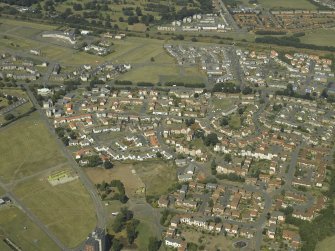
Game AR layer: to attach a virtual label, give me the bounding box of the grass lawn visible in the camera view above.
[258,0,317,10]
[119,64,179,83]
[135,221,155,251]
[316,235,335,251]
[0,207,61,251]
[229,114,242,130]
[300,28,335,47]
[14,177,96,248]
[212,97,234,111]
[0,112,67,183]
[133,160,177,196]
[85,165,145,197]
[182,228,234,250]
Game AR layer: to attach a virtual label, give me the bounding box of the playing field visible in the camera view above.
[0,112,67,183]
[0,207,61,251]
[14,177,96,248]
[258,0,317,10]
[300,29,335,47]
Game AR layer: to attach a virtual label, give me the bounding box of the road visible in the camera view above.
[217,0,240,31]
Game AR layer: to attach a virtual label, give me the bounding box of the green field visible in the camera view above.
[212,97,234,111]
[300,29,335,47]
[133,160,177,196]
[0,112,67,183]
[258,0,317,10]
[229,114,242,130]
[14,177,96,248]
[316,235,335,251]
[135,221,155,251]
[0,207,61,251]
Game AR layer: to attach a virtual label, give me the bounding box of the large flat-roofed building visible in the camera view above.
[84,228,106,251]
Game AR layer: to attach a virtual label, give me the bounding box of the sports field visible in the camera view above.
[0,207,61,251]
[0,112,67,183]
[14,177,96,248]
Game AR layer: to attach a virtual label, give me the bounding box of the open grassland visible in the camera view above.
[211,97,234,111]
[300,29,335,47]
[119,64,179,83]
[0,207,61,251]
[135,221,155,251]
[316,235,335,251]
[0,241,12,251]
[14,177,96,248]
[182,229,234,251]
[258,0,317,10]
[0,112,67,183]
[133,160,177,196]
[85,165,145,197]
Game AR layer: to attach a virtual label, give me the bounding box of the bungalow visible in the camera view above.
[158,195,170,208]
[165,238,184,248]
[267,224,276,239]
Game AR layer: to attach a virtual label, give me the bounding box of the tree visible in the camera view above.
[4,113,15,121]
[112,239,122,251]
[224,154,232,163]
[148,237,161,251]
[203,133,219,146]
[188,242,198,251]
[126,219,140,244]
[211,159,216,169]
[104,161,113,169]
[185,118,195,127]
[112,214,125,233]
[135,6,142,16]
[73,3,82,11]
[220,117,229,126]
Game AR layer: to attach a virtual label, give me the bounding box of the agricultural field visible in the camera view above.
[0,112,67,183]
[258,0,318,10]
[0,207,61,251]
[13,176,96,248]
